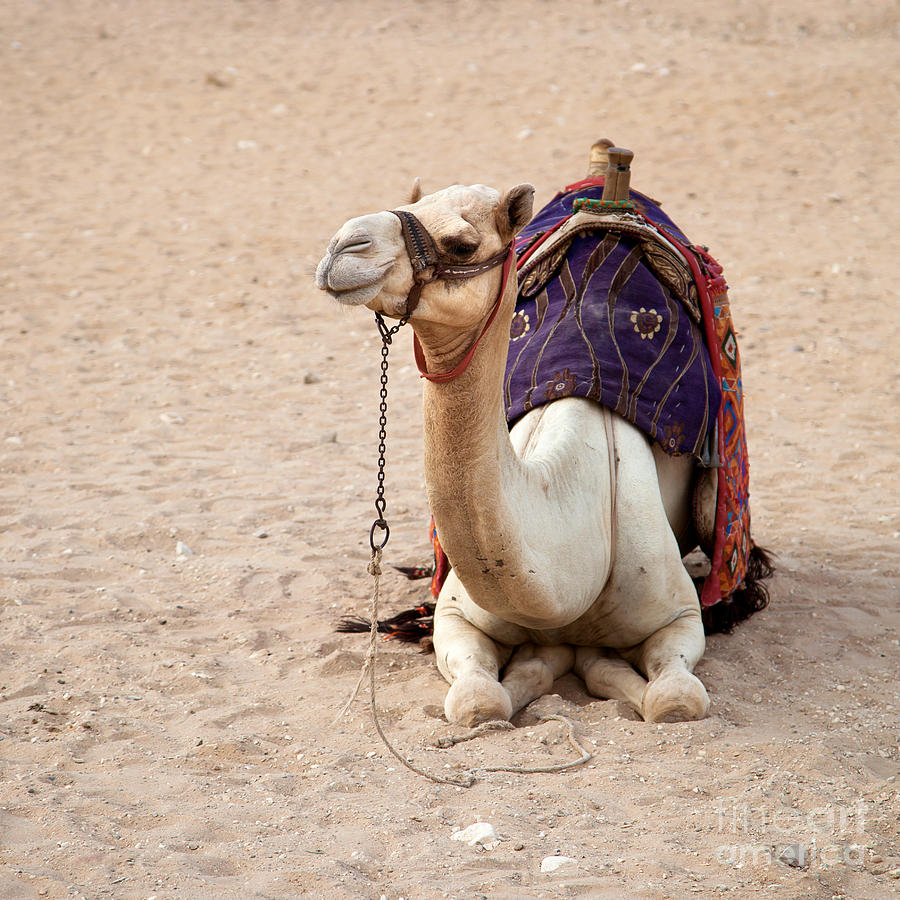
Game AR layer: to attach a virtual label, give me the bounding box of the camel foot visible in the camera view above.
[444,672,513,727]
[641,669,710,723]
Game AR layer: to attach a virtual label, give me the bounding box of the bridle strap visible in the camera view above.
[388,208,514,383]
[390,209,511,315]
[393,209,440,283]
[412,245,515,383]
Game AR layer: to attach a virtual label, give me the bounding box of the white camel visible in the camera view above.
[316,155,760,727]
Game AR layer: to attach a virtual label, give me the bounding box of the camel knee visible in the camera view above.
[444,672,513,726]
[642,668,709,722]
[433,594,515,725]
[633,610,706,680]
[622,610,709,722]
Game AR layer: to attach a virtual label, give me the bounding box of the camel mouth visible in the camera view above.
[315,255,395,307]
[316,256,394,306]
[321,282,383,307]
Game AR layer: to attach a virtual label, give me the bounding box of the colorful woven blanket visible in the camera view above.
[429,177,754,611]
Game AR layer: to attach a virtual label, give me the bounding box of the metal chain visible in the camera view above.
[369,311,409,554]
[350,310,595,787]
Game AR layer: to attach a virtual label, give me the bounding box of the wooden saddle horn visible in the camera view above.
[588,138,634,202]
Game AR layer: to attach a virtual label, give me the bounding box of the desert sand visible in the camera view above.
[1,1,898,898]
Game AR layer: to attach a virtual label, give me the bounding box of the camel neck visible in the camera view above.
[413,269,615,629]
[416,274,546,623]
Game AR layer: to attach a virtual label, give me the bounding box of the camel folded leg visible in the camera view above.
[433,587,575,726]
[433,590,516,726]
[574,646,648,713]
[500,643,575,715]
[622,609,710,723]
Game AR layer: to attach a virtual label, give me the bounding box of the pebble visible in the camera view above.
[450,822,499,850]
[778,844,808,868]
[159,412,185,425]
[205,70,234,88]
[303,372,321,384]
[253,529,269,539]
[541,855,577,873]
[175,541,193,557]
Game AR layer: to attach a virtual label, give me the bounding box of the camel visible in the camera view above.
[316,146,768,727]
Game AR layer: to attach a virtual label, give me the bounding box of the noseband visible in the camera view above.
[390,209,512,316]
[389,209,515,383]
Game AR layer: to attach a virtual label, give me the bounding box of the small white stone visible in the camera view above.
[541,855,577,873]
[778,844,808,868]
[175,541,193,557]
[159,412,184,425]
[451,822,500,850]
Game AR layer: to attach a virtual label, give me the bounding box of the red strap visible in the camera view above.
[562,176,606,193]
[414,246,515,383]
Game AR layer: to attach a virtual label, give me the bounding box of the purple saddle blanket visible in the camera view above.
[506,182,721,460]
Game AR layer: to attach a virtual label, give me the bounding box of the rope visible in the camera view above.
[335,547,594,787]
[336,306,594,785]
[357,548,476,787]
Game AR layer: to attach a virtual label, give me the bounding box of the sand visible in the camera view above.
[1,1,898,897]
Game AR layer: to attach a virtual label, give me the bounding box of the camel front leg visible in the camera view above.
[623,610,710,723]
[574,646,648,713]
[433,587,516,726]
[500,643,575,715]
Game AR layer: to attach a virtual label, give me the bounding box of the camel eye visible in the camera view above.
[441,237,479,259]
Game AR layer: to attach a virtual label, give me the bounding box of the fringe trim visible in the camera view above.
[336,602,435,643]
[698,545,775,635]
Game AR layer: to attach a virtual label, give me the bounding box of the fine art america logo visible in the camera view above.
[715,801,868,869]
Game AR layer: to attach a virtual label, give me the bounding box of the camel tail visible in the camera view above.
[700,544,775,635]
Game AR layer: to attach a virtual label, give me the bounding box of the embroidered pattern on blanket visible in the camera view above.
[683,244,752,606]
[505,184,721,458]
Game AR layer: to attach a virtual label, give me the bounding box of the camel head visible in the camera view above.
[316,183,534,327]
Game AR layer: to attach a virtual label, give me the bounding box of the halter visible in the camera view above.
[389,209,514,383]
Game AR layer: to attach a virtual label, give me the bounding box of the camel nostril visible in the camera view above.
[335,233,373,255]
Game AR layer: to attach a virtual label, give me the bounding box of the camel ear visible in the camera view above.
[408,177,423,204]
[496,183,535,240]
